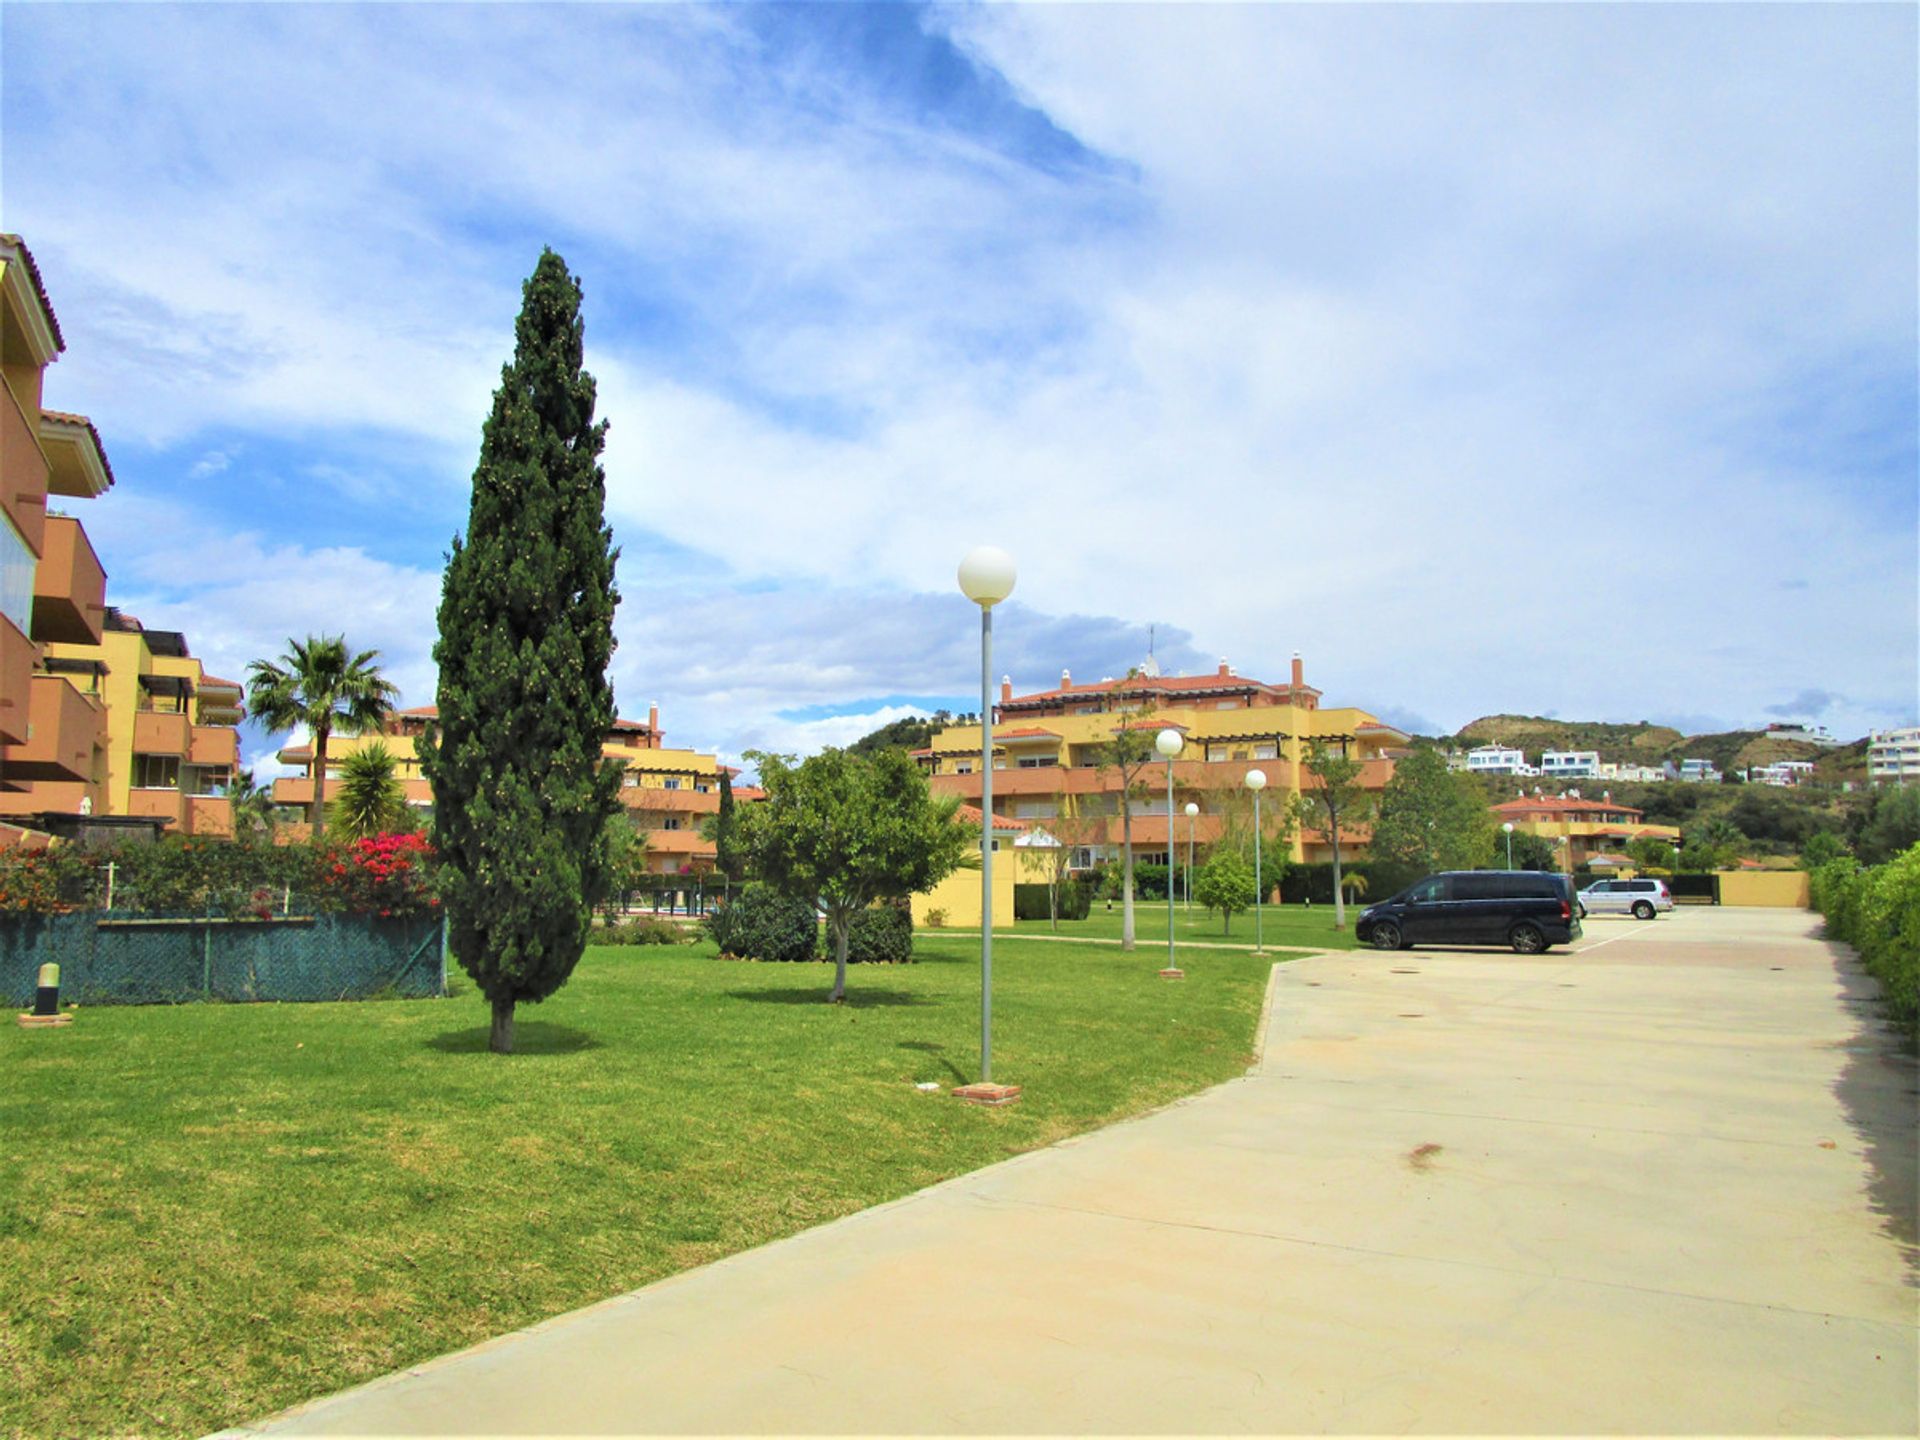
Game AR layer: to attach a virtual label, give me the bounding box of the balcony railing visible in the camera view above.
[133,709,192,756]
[0,612,32,748]
[0,673,103,781]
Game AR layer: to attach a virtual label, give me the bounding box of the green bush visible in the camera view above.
[846,905,913,964]
[1013,880,1091,922]
[1812,847,1917,1039]
[597,916,692,946]
[705,883,818,961]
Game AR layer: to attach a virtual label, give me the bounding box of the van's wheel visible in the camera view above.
[1631,900,1655,920]
[1510,922,1546,954]
[1370,922,1402,952]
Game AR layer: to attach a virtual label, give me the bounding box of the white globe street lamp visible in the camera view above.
[1502,820,1515,870]
[1156,728,1184,978]
[957,547,1015,1100]
[1183,801,1199,915]
[1245,768,1268,953]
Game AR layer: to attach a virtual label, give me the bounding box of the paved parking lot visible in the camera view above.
[241,907,1918,1436]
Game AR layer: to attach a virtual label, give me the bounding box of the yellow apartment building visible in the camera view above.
[275,702,733,872]
[0,234,240,841]
[918,655,1408,870]
[1489,794,1680,870]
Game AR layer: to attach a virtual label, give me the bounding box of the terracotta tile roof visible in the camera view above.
[38,409,116,491]
[732,786,765,803]
[954,804,1027,833]
[0,234,65,350]
[198,675,242,691]
[996,727,1060,739]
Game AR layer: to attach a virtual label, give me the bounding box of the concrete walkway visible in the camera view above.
[234,908,1917,1435]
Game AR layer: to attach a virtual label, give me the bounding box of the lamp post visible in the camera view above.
[1502,821,1515,870]
[956,547,1018,1104]
[1183,801,1199,915]
[1246,768,1268,953]
[1156,728,1185,979]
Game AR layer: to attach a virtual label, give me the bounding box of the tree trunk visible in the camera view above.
[829,916,849,1002]
[1120,808,1136,950]
[489,997,515,1054]
[1331,830,1347,931]
[311,724,330,838]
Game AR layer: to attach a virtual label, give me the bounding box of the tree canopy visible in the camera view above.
[1194,851,1256,934]
[1292,740,1370,929]
[1369,747,1494,882]
[733,747,970,1001]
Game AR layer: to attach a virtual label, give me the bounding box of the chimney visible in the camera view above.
[1217,657,1230,678]
[1000,675,1012,704]
[1291,651,1304,690]
[647,701,660,748]
[1060,668,1072,690]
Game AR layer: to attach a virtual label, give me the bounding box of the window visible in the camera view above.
[1016,756,1057,769]
[1409,878,1446,903]
[1252,742,1277,760]
[132,754,180,789]
[662,777,682,791]
[694,782,711,794]
[662,818,682,831]
[1453,874,1503,901]
[622,772,640,788]
[955,762,973,775]
[1206,745,1230,762]
[0,511,33,634]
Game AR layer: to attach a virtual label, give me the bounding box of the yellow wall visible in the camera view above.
[1715,871,1810,908]
[912,857,1014,930]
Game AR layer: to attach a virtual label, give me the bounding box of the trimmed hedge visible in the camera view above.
[1014,881,1091,923]
[1812,846,1919,1039]
[705,884,818,962]
[597,916,693,946]
[846,906,913,964]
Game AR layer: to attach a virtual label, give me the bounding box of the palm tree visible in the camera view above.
[246,637,398,839]
[334,741,411,841]
[226,768,277,841]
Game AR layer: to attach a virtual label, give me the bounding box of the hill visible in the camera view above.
[1451,715,1682,760]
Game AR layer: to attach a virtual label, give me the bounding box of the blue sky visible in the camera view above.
[3,1,1914,775]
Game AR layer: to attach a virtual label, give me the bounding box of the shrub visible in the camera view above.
[597,916,690,946]
[310,833,441,918]
[1014,881,1091,923]
[1812,848,1917,1039]
[846,905,913,964]
[923,908,947,929]
[705,883,818,961]
[0,845,97,914]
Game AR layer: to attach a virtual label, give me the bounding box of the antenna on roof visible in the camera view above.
[1140,624,1161,678]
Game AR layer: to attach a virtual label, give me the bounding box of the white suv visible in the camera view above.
[1577,877,1672,920]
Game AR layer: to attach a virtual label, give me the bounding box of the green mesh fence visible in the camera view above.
[1,912,445,1007]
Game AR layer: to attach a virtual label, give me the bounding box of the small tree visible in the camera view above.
[1033,787,1103,931]
[712,768,746,890]
[226,768,277,841]
[1292,740,1371,930]
[1510,830,1563,870]
[1370,747,1494,877]
[246,636,397,838]
[333,742,413,841]
[1094,682,1163,951]
[1194,851,1256,934]
[600,815,652,921]
[733,747,970,1001]
[1798,829,1849,870]
[418,249,623,1055]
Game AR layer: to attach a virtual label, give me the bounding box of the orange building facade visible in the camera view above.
[274,702,736,873]
[0,235,241,843]
[918,656,1408,869]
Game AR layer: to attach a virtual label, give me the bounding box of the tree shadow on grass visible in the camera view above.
[425,1022,602,1055]
[726,988,935,1008]
[898,1039,968,1085]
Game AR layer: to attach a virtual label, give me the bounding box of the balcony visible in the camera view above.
[187,795,235,838]
[0,613,30,747]
[0,673,103,780]
[0,379,48,553]
[133,708,191,756]
[189,725,239,767]
[127,788,186,830]
[30,515,106,644]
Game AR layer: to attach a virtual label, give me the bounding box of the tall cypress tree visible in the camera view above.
[419,250,622,1054]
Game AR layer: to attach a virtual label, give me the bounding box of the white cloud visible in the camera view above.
[6,2,1913,748]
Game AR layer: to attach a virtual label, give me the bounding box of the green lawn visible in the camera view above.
[0,932,1295,1438]
[947,900,1362,951]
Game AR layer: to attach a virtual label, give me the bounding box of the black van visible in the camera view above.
[1355,871,1580,953]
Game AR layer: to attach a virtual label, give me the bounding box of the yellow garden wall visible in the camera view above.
[1714,871,1810,908]
[912,859,1013,930]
